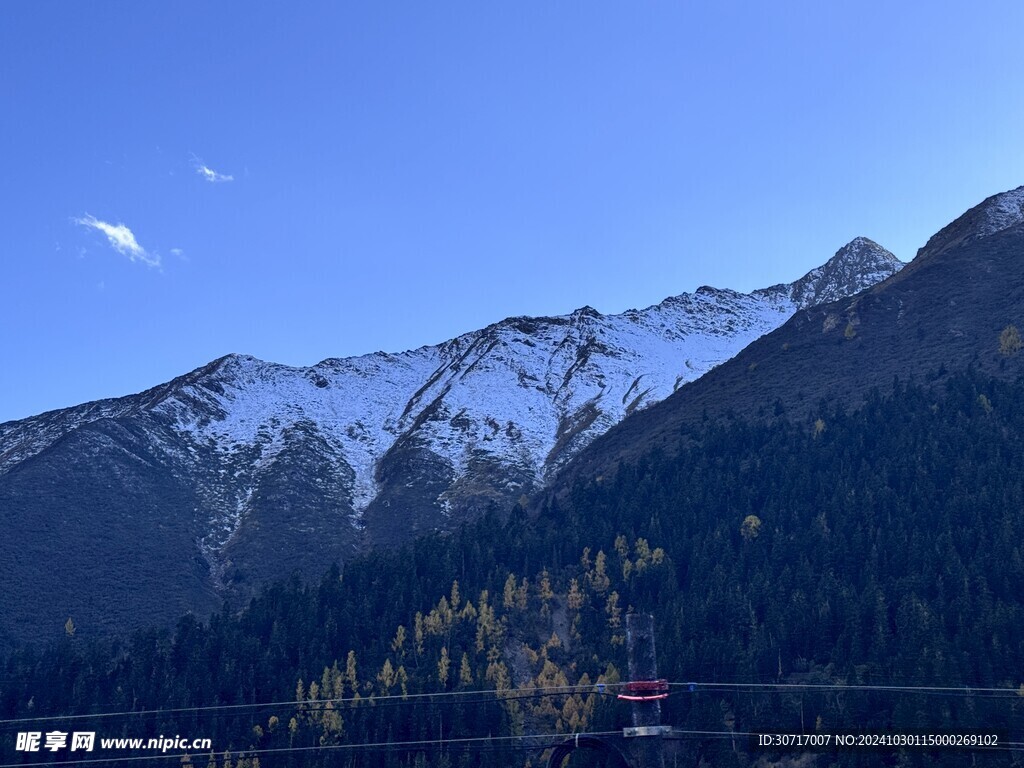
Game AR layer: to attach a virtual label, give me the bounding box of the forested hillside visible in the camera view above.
[4,370,1024,767]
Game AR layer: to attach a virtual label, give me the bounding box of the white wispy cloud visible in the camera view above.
[192,155,234,183]
[73,214,160,267]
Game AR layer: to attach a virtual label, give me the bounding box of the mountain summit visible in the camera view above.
[0,240,900,643]
[788,237,900,307]
[557,185,1024,491]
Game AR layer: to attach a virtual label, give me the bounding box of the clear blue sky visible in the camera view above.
[2,2,1023,422]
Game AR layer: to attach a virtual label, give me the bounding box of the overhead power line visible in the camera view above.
[4,677,1023,729]
[0,682,624,727]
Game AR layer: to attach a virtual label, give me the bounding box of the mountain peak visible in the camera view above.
[828,236,901,272]
[570,305,602,319]
[838,235,885,255]
[786,237,902,309]
[917,185,1024,261]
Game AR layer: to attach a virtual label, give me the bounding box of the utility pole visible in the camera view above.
[546,614,669,768]
[621,613,667,768]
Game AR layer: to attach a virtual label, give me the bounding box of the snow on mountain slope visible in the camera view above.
[0,237,902,602]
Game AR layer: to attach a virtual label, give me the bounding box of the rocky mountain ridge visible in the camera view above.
[0,237,901,643]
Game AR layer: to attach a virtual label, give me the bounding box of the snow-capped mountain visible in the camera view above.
[0,237,900,642]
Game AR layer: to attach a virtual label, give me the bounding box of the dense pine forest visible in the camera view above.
[4,369,1024,767]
